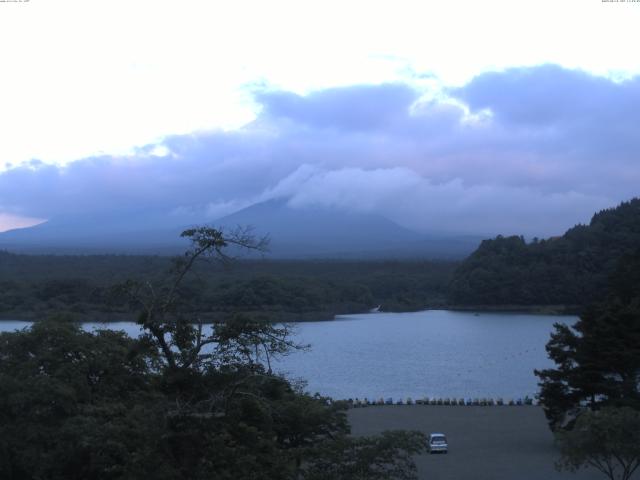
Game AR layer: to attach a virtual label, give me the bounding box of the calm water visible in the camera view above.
[0,310,574,400]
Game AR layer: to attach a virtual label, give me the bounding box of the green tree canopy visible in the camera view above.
[556,407,640,480]
[450,198,640,307]
[535,249,640,429]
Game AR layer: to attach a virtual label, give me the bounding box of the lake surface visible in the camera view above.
[0,310,574,401]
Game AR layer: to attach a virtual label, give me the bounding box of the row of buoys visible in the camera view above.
[346,397,536,407]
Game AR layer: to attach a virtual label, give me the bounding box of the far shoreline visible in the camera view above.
[443,304,582,316]
[0,304,582,324]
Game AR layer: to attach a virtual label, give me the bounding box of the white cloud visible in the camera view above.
[1,0,639,171]
[266,166,612,236]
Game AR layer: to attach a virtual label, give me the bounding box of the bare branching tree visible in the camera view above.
[118,226,299,378]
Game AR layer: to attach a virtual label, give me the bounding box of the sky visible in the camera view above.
[0,0,639,236]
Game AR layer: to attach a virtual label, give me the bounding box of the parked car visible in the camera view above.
[427,433,448,454]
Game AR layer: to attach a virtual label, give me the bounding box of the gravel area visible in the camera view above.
[348,405,607,480]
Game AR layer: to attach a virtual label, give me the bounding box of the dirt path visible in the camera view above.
[348,405,606,480]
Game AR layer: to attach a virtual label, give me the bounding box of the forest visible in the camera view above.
[449,198,640,308]
[0,253,455,322]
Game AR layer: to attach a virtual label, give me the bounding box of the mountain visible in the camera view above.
[0,199,482,259]
[207,198,481,259]
[0,214,188,254]
[449,198,640,307]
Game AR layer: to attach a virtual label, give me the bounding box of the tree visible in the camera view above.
[556,407,640,480]
[535,250,640,429]
[300,430,427,480]
[120,225,274,372]
[0,318,165,479]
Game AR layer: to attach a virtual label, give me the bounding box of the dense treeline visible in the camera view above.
[449,198,640,307]
[0,253,455,321]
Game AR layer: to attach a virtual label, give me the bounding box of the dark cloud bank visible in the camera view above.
[1,64,638,238]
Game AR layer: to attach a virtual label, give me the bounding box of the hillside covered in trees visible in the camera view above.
[449,198,640,308]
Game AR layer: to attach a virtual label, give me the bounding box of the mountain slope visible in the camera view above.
[0,214,188,254]
[214,198,480,259]
[0,198,481,258]
[449,198,640,306]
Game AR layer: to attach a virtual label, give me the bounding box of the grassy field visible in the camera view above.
[348,405,605,480]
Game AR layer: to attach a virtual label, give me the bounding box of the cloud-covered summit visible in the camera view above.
[0,65,637,237]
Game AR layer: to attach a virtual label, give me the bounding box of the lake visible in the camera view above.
[0,310,574,401]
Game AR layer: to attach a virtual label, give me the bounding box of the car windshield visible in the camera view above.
[431,436,446,443]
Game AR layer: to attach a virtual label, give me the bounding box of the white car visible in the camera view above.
[428,433,448,454]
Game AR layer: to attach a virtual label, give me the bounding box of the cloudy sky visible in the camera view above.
[1,0,639,236]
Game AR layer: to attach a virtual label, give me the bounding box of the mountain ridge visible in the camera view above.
[0,198,482,259]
